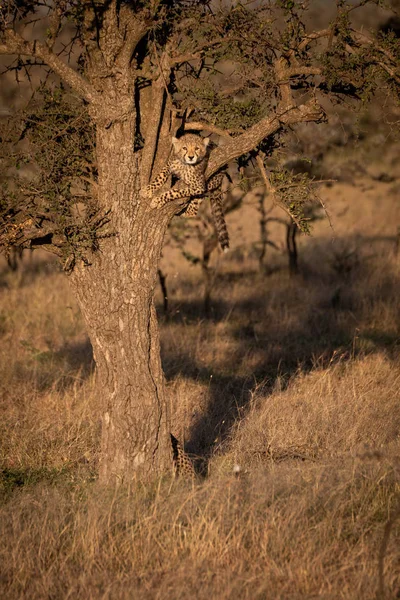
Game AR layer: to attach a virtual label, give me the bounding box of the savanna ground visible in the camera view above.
[0,117,400,599]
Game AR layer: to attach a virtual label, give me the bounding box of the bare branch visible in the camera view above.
[376,61,400,85]
[140,74,168,186]
[255,152,303,227]
[345,33,400,84]
[0,29,98,103]
[352,31,397,64]
[297,27,399,84]
[184,121,232,138]
[298,29,331,52]
[350,31,400,83]
[0,216,63,257]
[275,58,294,111]
[256,154,276,198]
[206,99,326,179]
[257,156,302,228]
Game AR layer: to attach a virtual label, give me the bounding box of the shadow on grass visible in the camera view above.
[14,338,94,393]
[160,238,399,471]
[0,251,59,287]
[0,466,69,500]
[0,464,96,503]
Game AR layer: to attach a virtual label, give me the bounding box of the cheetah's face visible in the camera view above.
[172,134,210,165]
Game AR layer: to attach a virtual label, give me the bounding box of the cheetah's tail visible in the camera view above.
[170,433,196,478]
[210,192,230,252]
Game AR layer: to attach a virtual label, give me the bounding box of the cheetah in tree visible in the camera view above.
[141,133,230,251]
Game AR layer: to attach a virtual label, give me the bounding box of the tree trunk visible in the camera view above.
[69,120,174,483]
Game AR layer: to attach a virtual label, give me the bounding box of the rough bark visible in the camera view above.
[69,119,174,483]
[0,6,179,484]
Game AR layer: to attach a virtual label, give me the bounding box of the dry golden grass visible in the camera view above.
[0,173,399,599]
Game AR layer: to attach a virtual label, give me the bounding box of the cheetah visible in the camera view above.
[141,134,209,206]
[141,134,230,251]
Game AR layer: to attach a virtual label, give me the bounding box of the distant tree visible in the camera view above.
[0,0,398,483]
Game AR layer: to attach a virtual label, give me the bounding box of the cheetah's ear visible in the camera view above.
[203,137,210,147]
[172,136,179,147]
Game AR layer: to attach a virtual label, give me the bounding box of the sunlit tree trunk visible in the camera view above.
[70,120,174,482]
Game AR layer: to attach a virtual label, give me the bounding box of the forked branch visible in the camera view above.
[0,29,98,103]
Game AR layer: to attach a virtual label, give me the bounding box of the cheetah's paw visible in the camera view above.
[150,196,163,209]
[139,188,152,199]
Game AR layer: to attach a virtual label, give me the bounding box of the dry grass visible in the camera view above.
[0,458,399,599]
[0,172,399,599]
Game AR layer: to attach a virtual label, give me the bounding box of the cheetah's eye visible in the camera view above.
[182,147,187,151]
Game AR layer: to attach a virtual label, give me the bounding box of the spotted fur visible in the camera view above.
[141,134,209,207]
[202,172,229,252]
[142,134,230,251]
[170,433,196,478]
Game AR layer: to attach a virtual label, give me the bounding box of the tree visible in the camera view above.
[0,0,398,483]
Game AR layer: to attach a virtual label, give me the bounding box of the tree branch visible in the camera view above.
[140,46,172,186]
[0,29,98,103]
[184,121,232,138]
[206,99,326,179]
[0,216,63,257]
[275,57,294,110]
[255,154,303,229]
[171,38,222,65]
[116,8,150,69]
[297,27,399,84]
[287,66,323,77]
[298,29,331,51]
[349,30,400,84]
[351,31,397,64]
[256,154,275,198]
[140,77,167,187]
[376,61,400,85]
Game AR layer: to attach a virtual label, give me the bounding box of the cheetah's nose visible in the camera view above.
[188,155,194,160]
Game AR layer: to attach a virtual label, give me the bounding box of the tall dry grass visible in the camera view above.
[0,175,399,598]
